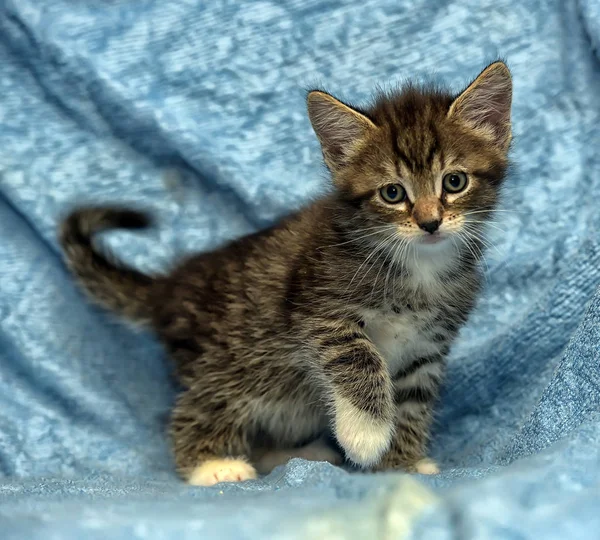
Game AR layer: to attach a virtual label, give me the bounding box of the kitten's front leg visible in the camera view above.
[317,323,394,467]
[376,355,445,474]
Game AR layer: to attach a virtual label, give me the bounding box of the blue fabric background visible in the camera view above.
[0,0,599,538]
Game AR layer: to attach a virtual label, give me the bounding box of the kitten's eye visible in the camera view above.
[442,172,468,193]
[380,184,406,204]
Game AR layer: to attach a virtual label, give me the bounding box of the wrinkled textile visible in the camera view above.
[0,0,599,538]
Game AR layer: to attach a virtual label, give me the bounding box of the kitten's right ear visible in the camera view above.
[307,91,377,172]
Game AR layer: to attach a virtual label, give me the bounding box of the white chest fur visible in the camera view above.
[361,309,444,376]
[361,244,462,376]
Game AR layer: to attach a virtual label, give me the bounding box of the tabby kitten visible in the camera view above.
[60,61,512,486]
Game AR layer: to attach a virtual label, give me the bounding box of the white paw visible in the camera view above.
[188,458,257,486]
[333,396,393,467]
[414,458,440,475]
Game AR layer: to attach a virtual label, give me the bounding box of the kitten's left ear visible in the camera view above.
[307,91,377,172]
[448,61,513,150]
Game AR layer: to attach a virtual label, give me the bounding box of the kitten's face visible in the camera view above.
[336,107,508,250]
[308,62,512,255]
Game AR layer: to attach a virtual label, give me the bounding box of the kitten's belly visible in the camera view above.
[361,309,446,375]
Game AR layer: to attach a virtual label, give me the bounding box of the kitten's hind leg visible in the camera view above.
[252,436,343,475]
[170,393,257,487]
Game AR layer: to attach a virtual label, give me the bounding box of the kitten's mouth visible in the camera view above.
[418,233,446,245]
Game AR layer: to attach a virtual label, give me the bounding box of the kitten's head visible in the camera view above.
[308,61,512,255]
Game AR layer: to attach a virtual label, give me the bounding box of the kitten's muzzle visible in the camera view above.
[412,197,443,235]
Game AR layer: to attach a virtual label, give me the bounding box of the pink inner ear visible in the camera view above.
[307,92,376,169]
[463,81,511,128]
[452,66,512,145]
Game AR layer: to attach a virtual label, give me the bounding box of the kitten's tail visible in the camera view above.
[59,206,157,325]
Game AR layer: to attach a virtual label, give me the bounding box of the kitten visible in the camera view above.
[59,61,512,486]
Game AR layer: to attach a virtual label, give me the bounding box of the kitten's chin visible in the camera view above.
[410,234,458,259]
[418,233,446,245]
[415,233,451,249]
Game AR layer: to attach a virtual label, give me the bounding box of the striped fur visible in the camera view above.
[59,62,512,484]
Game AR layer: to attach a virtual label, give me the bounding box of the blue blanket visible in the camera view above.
[1,0,599,538]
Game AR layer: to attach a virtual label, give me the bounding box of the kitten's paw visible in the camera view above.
[188,458,257,486]
[334,396,393,467]
[414,458,440,475]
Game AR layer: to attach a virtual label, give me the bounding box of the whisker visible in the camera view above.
[369,238,396,304]
[461,209,525,217]
[457,229,497,280]
[346,233,395,292]
[383,237,406,306]
[461,225,503,256]
[354,234,399,291]
[462,220,508,235]
[456,229,486,266]
[411,239,421,278]
[460,227,491,255]
[319,225,397,249]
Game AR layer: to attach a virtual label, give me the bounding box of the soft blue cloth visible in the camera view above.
[1,0,599,538]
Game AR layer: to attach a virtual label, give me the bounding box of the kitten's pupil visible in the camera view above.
[448,175,461,188]
[387,185,398,198]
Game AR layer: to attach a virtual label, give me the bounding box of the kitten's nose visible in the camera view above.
[413,197,443,235]
[418,220,441,234]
